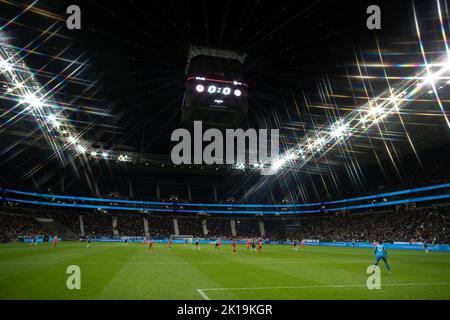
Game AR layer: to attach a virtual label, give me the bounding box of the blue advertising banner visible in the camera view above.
[76,237,450,252]
[23,236,62,243]
[304,241,450,252]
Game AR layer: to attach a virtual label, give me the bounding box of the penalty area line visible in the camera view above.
[196,282,450,299]
[196,288,211,300]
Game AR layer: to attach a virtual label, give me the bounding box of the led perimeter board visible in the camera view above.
[182,46,248,127]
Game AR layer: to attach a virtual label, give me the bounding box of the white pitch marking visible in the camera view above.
[196,288,210,300]
[196,282,450,299]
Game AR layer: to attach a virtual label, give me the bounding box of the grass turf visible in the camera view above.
[0,242,449,300]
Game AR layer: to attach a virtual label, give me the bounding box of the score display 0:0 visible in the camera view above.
[195,84,241,96]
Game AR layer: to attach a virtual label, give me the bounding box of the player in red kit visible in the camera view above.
[218,238,221,249]
[143,236,147,246]
[168,239,173,249]
[301,239,305,250]
[257,239,262,253]
[148,239,153,252]
[246,239,251,250]
[232,238,237,253]
[52,235,58,249]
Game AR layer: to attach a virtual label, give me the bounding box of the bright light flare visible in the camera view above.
[68,136,77,144]
[422,71,437,86]
[271,158,287,170]
[331,122,349,139]
[367,104,384,116]
[285,152,297,161]
[313,137,326,149]
[253,162,264,169]
[47,114,61,128]
[236,162,245,170]
[76,145,87,153]
[20,93,44,109]
[0,59,13,72]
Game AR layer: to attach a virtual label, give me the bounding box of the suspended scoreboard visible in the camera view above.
[182,47,248,127]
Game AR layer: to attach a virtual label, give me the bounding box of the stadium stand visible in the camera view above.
[146,216,174,238]
[48,212,81,235]
[0,212,51,241]
[235,219,260,238]
[82,213,114,237]
[177,217,204,237]
[0,205,448,243]
[205,218,233,238]
[116,214,145,236]
[285,206,450,243]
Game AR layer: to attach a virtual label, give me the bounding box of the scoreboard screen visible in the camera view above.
[185,76,247,109]
[182,48,248,127]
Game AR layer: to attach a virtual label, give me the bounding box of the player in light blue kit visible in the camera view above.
[373,241,391,273]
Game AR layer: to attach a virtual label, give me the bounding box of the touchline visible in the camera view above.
[170,121,279,169]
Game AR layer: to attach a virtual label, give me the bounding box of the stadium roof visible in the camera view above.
[0,0,448,203]
[184,46,247,74]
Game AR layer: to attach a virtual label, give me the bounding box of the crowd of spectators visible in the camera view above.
[235,219,260,238]
[285,207,450,243]
[205,218,232,238]
[0,212,51,242]
[177,218,204,237]
[82,213,114,237]
[262,219,286,239]
[147,216,174,238]
[49,213,80,235]
[0,205,449,244]
[116,214,145,236]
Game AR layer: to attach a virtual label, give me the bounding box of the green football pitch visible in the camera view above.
[0,242,449,300]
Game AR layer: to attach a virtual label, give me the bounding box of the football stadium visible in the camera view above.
[0,0,450,306]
